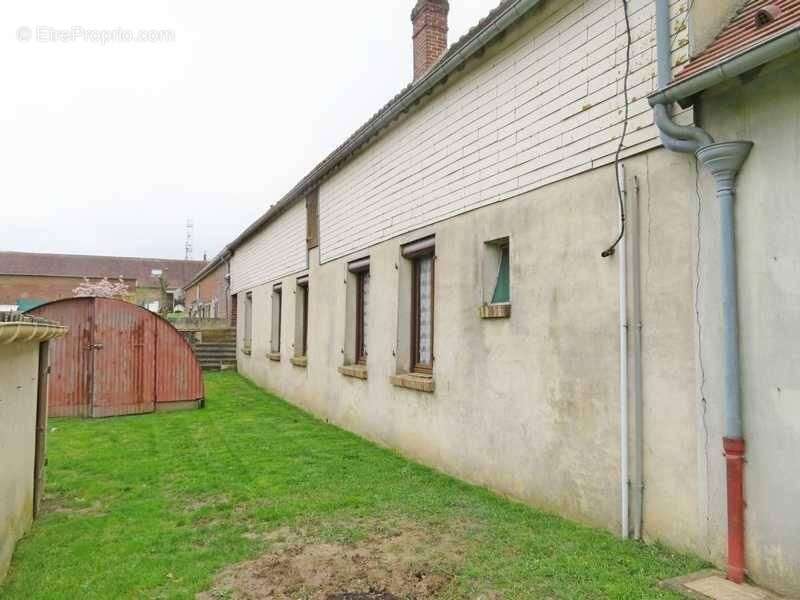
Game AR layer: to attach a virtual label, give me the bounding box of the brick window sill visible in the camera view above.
[479,303,511,319]
[290,356,307,368]
[338,364,368,380]
[267,352,281,362]
[390,373,435,393]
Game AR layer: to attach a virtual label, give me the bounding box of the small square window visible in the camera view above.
[492,242,510,303]
[481,238,511,319]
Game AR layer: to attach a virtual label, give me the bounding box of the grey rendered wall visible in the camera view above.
[236,146,704,557]
[696,56,800,595]
[0,341,39,582]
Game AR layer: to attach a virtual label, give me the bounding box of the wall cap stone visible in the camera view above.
[479,303,511,319]
[339,364,368,380]
[390,372,435,393]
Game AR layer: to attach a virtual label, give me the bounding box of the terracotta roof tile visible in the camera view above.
[676,0,800,81]
[0,251,206,287]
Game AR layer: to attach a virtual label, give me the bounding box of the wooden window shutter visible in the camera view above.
[306,190,319,249]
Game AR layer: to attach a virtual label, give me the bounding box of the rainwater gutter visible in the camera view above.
[650,0,757,584]
[0,321,67,344]
[649,27,800,108]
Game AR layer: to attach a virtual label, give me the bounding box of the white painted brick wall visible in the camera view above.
[230,201,307,294]
[319,0,689,263]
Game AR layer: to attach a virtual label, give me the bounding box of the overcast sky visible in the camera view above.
[1,1,499,261]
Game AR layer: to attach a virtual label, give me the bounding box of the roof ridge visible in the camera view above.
[0,250,205,264]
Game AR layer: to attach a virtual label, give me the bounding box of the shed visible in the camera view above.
[28,297,204,417]
[0,313,66,582]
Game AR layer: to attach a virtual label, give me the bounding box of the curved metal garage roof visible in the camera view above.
[28,297,204,418]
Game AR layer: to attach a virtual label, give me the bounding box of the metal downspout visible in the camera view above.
[630,176,644,541]
[653,0,714,151]
[652,0,753,584]
[695,141,753,584]
[618,164,629,539]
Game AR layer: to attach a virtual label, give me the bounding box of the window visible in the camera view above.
[355,267,369,364]
[295,276,308,357]
[243,292,252,353]
[403,237,435,374]
[492,242,510,303]
[340,257,370,379]
[412,254,434,373]
[270,284,282,355]
[481,237,511,319]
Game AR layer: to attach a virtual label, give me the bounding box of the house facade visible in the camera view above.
[183,254,232,321]
[216,0,800,594]
[0,251,206,312]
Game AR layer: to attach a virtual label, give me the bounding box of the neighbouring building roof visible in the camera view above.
[676,0,800,81]
[199,0,538,276]
[0,251,207,288]
[0,312,68,344]
[185,254,228,291]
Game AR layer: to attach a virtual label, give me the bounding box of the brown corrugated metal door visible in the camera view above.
[91,298,156,417]
[31,298,93,417]
[153,316,204,405]
[28,297,203,418]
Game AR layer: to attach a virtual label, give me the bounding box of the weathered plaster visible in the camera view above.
[0,342,39,582]
[696,56,800,595]
[236,147,703,557]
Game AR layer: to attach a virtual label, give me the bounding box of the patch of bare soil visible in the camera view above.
[42,495,107,517]
[199,522,467,599]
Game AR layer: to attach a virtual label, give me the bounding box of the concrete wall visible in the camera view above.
[236,146,704,557]
[0,342,40,581]
[695,55,800,595]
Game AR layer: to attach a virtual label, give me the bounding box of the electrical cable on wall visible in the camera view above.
[601,0,632,258]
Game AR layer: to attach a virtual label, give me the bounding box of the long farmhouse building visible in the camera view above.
[196,0,800,593]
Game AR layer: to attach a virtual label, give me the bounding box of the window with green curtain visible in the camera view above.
[491,244,510,303]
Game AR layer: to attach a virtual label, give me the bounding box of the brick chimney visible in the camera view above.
[411,0,450,81]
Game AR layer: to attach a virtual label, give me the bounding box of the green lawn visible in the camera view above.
[1,372,704,599]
